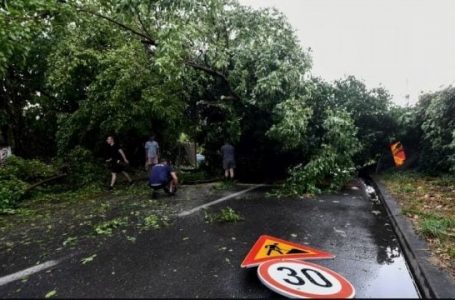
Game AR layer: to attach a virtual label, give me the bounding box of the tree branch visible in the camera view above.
[185,61,240,101]
[71,3,240,101]
[133,6,154,42]
[185,61,227,81]
[25,174,67,193]
[75,7,157,46]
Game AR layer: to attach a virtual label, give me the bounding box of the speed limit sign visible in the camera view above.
[257,259,355,298]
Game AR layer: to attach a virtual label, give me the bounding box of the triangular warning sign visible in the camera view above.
[241,235,335,268]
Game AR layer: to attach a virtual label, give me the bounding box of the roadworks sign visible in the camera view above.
[390,141,406,167]
[241,235,335,268]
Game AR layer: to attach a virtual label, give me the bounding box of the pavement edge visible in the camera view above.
[369,175,455,299]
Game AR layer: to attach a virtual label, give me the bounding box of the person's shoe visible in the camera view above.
[128,181,134,186]
[107,186,114,191]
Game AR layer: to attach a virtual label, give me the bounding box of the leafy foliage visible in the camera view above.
[394,86,455,174]
[0,0,68,157]
[267,97,313,151]
[333,76,395,167]
[94,217,128,235]
[2,0,410,197]
[418,87,455,173]
[0,155,59,210]
[0,155,58,182]
[280,109,361,195]
[142,214,169,230]
[0,178,27,210]
[0,0,59,74]
[55,146,105,187]
[204,206,243,223]
[47,15,184,157]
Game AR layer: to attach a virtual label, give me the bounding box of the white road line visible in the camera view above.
[0,259,60,287]
[0,185,265,286]
[178,184,265,217]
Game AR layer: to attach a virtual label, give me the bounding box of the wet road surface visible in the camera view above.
[0,182,420,298]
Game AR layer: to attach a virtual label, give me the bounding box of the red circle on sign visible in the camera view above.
[257,259,355,298]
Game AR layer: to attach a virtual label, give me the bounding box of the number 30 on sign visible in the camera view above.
[257,259,355,299]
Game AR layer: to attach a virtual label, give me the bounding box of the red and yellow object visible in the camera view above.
[390,141,406,167]
[241,235,335,268]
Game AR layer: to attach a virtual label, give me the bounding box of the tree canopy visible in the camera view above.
[2,0,451,202]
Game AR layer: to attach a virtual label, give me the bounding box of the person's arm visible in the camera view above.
[118,149,129,164]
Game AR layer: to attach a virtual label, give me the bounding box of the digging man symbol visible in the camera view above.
[265,243,284,256]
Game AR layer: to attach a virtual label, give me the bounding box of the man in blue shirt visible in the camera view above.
[149,158,178,195]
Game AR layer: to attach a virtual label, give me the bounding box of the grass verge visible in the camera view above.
[381,171,455,278]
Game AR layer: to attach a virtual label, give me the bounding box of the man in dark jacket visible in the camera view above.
[149,158,178,195]
[220,141,235,180]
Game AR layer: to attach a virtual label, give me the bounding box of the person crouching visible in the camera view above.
[149,158,178,195]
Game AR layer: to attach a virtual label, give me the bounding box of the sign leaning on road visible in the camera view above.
[257,259,355,299]
[242,235,355,298]
[241,235,335,268]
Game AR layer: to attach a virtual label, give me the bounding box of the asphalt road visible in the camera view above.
[0,181,420,298]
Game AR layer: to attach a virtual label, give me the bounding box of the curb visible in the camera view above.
[369,175,455,299]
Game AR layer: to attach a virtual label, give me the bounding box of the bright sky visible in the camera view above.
[238,0,455,106]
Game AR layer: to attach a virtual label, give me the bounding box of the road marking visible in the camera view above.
[0,260,60,287]
[178,184,265,217]
[1,185,264,286]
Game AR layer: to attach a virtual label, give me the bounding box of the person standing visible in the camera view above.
[221,141,236,180]
[144,135,159,172]
[105,136,132,190]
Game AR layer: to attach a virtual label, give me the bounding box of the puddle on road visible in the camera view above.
[362,180,421,298]
[361,254,420,298]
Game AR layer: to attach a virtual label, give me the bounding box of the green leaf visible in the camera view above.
[80,254,97,265]
[45,290,57,298]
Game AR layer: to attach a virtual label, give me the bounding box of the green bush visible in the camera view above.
[398,87,455,174]
[0,155,59,211]
[0,178,27,210]
[0,149,105,210]
[279,109,361,196]
[282,148,356,195]
[0,155,58,182]
[57,146,104,187]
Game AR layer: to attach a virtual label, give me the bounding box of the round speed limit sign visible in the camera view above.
[257,259,355,298]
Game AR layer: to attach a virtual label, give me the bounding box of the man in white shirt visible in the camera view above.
[145,135,159,172]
